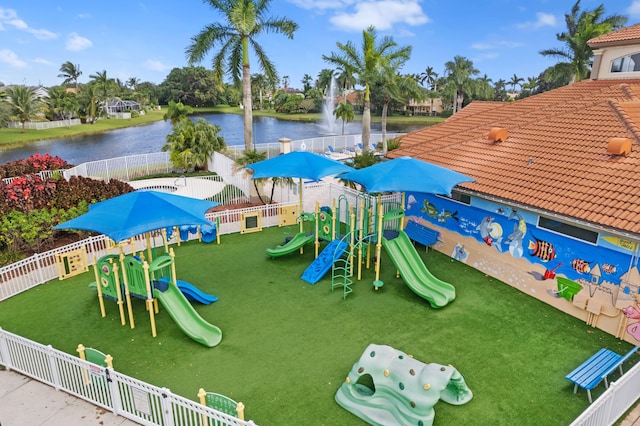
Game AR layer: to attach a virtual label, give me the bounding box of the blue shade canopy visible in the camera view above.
[54,190,219,242]
[246,151,354,181]
[340,156,475,196]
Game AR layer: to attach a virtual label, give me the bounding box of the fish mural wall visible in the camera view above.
[405,192,638,289]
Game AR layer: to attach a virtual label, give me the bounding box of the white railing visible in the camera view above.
[570,360,640,426]
[223,133,405,160]
[2,169,62,185]
[63,152,175,182]
[8,119,82,130]
[0,328,256,426]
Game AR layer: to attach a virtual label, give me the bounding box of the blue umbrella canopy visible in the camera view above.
[340,156,475,196]
[54,190,219,242]
[246,151,353,181]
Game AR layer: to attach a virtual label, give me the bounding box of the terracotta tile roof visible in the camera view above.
[589,23,640,47]
[390,78,640,237]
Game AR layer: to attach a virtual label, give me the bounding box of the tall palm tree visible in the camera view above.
[89,70,111,100]
[508,74,524,93]
[316,69,334,95]
[336,67,356,102]
[127,77,140,91]
[376,71,421,154]
[58,61,82,89]
[323,25,411,151]
[540,0,627,83]
[5,86,42,132]
[186,0,298,152]
[475,74,494,101]
[444,55,479,114]
[419,66,438,90]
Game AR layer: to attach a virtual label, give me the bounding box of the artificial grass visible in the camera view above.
[0,226,636,425]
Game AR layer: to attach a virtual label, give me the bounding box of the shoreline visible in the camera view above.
[0,106,443,153]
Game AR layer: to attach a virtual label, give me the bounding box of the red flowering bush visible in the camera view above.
[0,153,72,179]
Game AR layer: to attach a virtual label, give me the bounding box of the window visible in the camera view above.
[436,190,470,205]
[611,53,640,73]
[538,217,598,244]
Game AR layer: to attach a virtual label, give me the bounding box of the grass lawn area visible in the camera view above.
[0,109,167,147]
[0,226,634,425]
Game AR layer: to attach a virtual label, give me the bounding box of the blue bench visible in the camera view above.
[404,220,439,248]
[565,346,639,403]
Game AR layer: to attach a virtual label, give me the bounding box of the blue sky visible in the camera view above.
[1,0,640,89]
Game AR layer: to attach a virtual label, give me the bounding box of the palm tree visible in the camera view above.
[508,74,524,93]
[163,117,226,172]
[89,70,111,100]
[376,72,422,154]
[58,61,82,89]
[323,25,411,151]
[444,55,479,114]
[186,0,298,152]
[164,100,193,125]
[233,149,268,204]
[540,0,627,83]
[301,74,313,94]
[5,86,42,132]
[333,101,354,138]
[474,74,494,101]
[419,66,438,90]
[127,77,140,91]
[251,73,268,110]
[316,69,334,95]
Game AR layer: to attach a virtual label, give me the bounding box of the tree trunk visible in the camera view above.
[242,64,253,151]
[381,101,389,155]
[362,83,371,151]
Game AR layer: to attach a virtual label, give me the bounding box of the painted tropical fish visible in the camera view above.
[570,258,592,274]
[421,200,438,219]
[528,236,556,262]
[601,263,617,274]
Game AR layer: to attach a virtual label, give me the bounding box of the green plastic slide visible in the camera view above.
[382,230,456,308]
[266,232,316,258]
[154,283,222,347]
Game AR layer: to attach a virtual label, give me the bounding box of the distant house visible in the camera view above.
[391,23,640,345]
[100,99,141,118]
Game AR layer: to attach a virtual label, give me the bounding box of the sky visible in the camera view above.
[1,0,640,90]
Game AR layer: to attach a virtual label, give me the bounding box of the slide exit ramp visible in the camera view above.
[382,230,455,308]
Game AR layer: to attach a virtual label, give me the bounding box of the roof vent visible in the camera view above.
[607,137,632,156]
[488,127,508,142]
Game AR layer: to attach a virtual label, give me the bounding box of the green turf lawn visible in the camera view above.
[0,226,636,425]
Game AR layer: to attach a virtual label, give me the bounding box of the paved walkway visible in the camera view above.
[0,369,138,426]
[2,367,640,425]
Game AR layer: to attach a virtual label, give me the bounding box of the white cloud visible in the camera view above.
[329,1,429,31]
[287,0,348,10]
[146,59,169,72]
[34,57,54,65]
[66,33,92,51]
[0,8,57,40]
[628,1,640,18]
[77,13,91,19]
[517,12,557,30]
[0,49,27,68]
[471,40,523,51]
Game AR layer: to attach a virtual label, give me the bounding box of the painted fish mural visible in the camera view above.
[528,236,556,262]
[570,258,592,274]
[477,216,495,246]
[421,200,438,218]
[505,210,527,258]
[437,209,459,223]
[421,200,458,223]
[601,263,617,274]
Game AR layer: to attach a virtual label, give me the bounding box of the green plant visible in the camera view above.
[386,137,402,151]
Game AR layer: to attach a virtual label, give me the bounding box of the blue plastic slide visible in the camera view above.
[158,277,218,304]
[301,240,349,284]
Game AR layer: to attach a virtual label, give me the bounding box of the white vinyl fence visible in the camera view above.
[8,119,81,130]
[0,328,256,426]
[570,359,640,426]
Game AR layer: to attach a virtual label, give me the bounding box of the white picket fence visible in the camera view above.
[8,119,82,130]
[0,328,256,426]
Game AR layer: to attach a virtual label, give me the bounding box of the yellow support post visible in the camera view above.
[112,262,126,326]
[142,261,157,337]
[93,256,106,319]
[119,253,135,329]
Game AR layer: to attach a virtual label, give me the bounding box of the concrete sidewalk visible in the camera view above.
[0,369,138,426]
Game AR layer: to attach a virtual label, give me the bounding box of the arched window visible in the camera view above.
[611,53,640,73]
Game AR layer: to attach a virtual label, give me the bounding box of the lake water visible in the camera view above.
[0,113,423,165]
